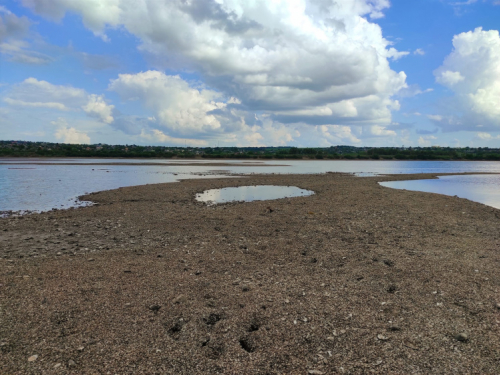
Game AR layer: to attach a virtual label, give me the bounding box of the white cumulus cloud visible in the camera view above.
[4,78,115,124]
[53,118,91,144]
[434,27,500,131]
[109,70,234,136]
[83,94,115,124]
[22,0,407,135]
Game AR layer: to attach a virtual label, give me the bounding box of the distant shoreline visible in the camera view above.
[2,156,500,165]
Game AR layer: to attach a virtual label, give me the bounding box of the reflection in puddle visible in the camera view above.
[379,174,500,209]
[195,185,314,205]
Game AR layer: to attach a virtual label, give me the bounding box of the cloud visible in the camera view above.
[416,128,439,135]
[418,135,437,146]
[434,28,500,131]
[82,94,114,124]
[368,125,397,137]
[4,97,69,110]
[450,0,500,6]
[77,52,119,70]
[398,84,433,98]
[0,8,53,65]
[427,114,444,121]
[4,78,115,124]
[22,0,407,133]
[0,7,30,41]
[475,132,500,140]
[139,129,208,146]
[52,118,91,144]
[436,70,464,86]
[4,78,86,109]
[414,48,425,55]
[109,70,235,136]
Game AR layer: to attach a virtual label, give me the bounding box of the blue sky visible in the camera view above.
[1,0,500,147]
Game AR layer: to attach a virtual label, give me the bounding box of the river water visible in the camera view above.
[1,159,500,214]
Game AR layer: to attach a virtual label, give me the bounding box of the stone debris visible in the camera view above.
[1,172,499,374]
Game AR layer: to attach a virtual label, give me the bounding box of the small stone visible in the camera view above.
[77,346,84,351]
[54,363,61,368]
[148,304,161,312]
[388,326,401,332]
[455,333,468,342]
[377,334,388,341]
[28,355,38,362]
[496,303,500,310]
[172,295,186,304]
[87,258,95,262]
[68,359,76,367]
[308,370,325,375]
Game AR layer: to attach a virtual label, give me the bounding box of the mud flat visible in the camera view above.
[1,173,499,374]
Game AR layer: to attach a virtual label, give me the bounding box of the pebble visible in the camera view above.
[455,332,468,342]
[496,303,500,310]
[87,258,95,262]
[173,294,186,304]
[308,370,325,375]
[68,359,76,367]
[28,355,38,362]
[77,346,85,351]
[377,334,388,341]
[54,363,61,368]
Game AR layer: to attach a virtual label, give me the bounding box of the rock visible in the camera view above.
[308,370,325,375]
[496,303,500,310]
[148,304,161,312]
[455,332,468,342]
[377,334,388,341]
[172,295,186,304]
[28,355,38,362]
[77,346,84,351]
[68,359,76,367]
[54,363,61,368]
[87,258,95,262]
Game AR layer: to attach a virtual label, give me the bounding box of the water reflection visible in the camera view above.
[195,185,314,205]
[3,159,500,214]
[380,174,500,209]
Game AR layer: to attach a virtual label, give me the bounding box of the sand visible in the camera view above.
[1,172,500,374]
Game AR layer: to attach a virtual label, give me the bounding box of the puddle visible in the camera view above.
[379,174,500,209]
[195,185,314,205]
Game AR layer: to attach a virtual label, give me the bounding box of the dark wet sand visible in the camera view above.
[1,173,499,374]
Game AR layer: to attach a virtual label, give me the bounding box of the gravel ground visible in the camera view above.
[1,172,500,374]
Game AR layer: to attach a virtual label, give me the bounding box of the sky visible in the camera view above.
[1,0,500,148]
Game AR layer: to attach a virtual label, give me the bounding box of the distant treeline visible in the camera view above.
[2,140,500,161]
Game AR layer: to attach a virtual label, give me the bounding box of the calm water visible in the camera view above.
[195,185,314,205]
[1,159,500,214]
[380,174,500,209]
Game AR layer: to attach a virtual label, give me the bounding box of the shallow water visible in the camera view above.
[195,185,314,205]
[380,174,500,209]
[2,159,500,213]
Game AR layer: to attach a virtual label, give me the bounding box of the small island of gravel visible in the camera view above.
[1,173,499,374]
